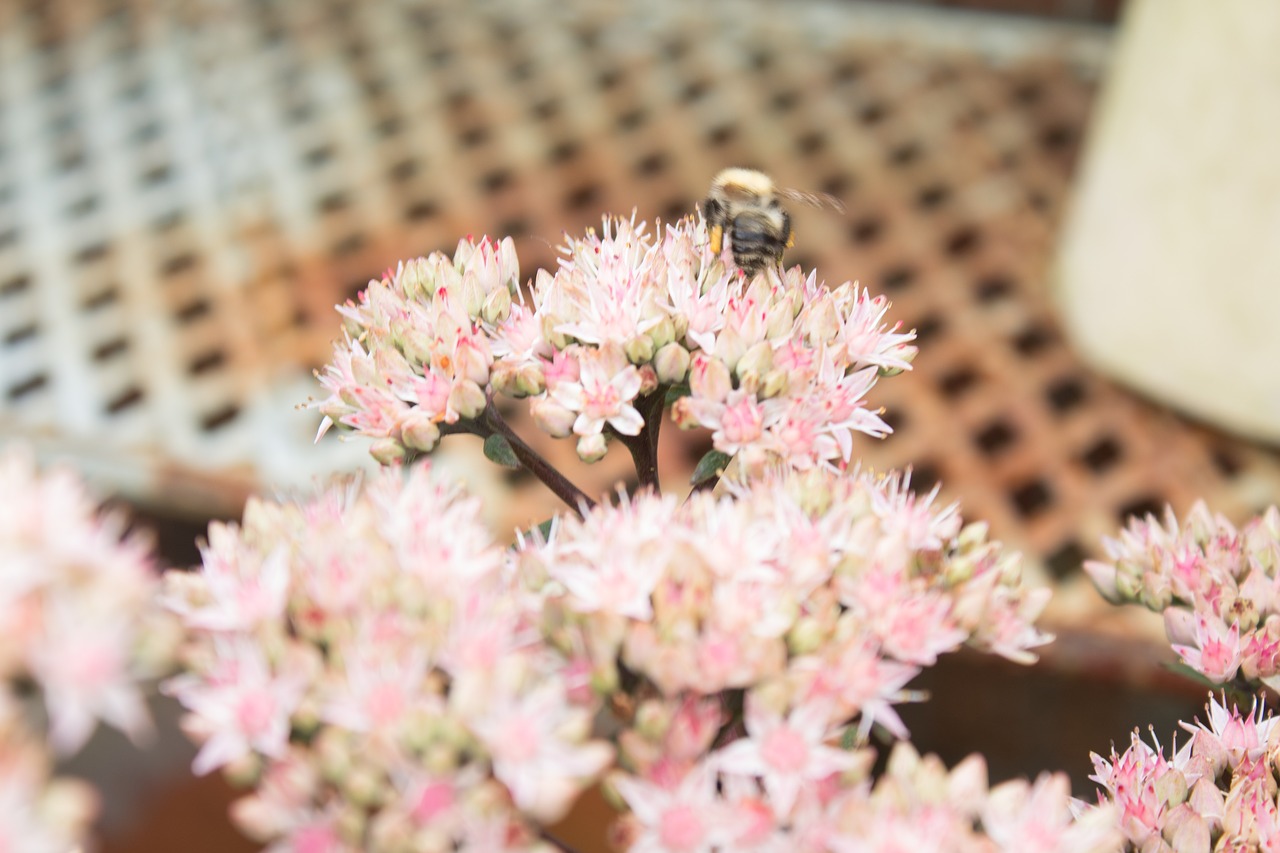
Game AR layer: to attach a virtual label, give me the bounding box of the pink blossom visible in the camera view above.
[0,445,161,755]
[612,763,727,853]
[312,216,915,471]
[0,735,97,853]
[717,696,861,818]
[171,638,308,775]
[1171,614,1243,684]
[471,679,613,822]
[550,343,645,437]
[26,603,152,754]
[806,639,920,740]
[983,773,1121,853]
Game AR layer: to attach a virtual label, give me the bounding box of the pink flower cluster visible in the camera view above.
[161,466,612,852]
[1090,695,1280,852]
[0,706,99,853]
[312,216,915,468]
[1086,503,1280,689]
[512,467,1054,848]
[610,736,1120,853]
[0,445,166,849]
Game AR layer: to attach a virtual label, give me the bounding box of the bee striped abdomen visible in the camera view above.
[728,211,789,276]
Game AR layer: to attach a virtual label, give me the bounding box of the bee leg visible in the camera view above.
[783,210,794,250]
[701,196,726,254]
[709,224,724,256]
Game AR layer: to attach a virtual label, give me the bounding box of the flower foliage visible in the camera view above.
[1085,503,1280,690]
[311,216,916,469]
[161,466,611,852]
[0,445,166,849]
[513,466,1053,849]
[159,459,1057,851]
[1090,695,1280,852]
[606,734,1121,853]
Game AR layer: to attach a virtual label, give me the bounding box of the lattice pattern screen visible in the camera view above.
[2,0,1278,628]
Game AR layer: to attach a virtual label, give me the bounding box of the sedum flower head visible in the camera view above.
[1090,694,1280,852]
[162,465,611,852]
[515,466,1054,846]
[311,216,915,469]
[609,740,1120,853]
[1085,502,1280,690]
[0,444,169,852]
[519,466,1051,705]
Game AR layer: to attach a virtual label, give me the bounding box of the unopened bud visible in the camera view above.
[448,380,487,420]
[735,341,773,385]
[317,730,353,781]
[577,433,608,463]
[344,764,385,807]
[805,297,840,343]
[713,326,747,372]
[1155,769,1189,809]
[637,364,659,395]
[689,353,732,403]
[1161,803,1209,853]
[370,438,407,465]
[654,343,691,384]
[531,397,577,437]
[625,335,656,365]
[489,363,519,397]
[398,258,434,298]
[481,286,512,324]
[400,413,441,452]
[671,313,690,341]
[336,802,366,843]
[515,363,546,396]
[760,369,789,399]
[634,700,672,741]
[787,616,827,655]
[650,316,676,350]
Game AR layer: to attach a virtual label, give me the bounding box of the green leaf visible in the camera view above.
[483,434,521,469]
[664,382,691,406]
[513,516,556,546]
[691,449,732,487]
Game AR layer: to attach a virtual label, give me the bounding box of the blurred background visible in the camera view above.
[2,0,1277,849]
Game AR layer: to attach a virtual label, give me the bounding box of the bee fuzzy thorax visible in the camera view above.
[712,167,779,198]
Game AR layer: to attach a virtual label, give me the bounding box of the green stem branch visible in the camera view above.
[615,389,667,492]
[444,401,596,515]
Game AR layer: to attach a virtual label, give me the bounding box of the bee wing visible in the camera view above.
[778,186,847,216]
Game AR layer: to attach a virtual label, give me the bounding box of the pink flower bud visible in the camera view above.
[369,438,406,465]
[448,380,486,420]
[399,413,441,452]
[577,433,608,463]
[488,362,519,397]
[481,286,512,324]
[624,335,656,364]
[713,325,748,372]
[637,364,659,396]
[396,257,433,298]
[654,343,691,384]
[1164,608,1198,646]
[515,363,546,397]
[689,353,731,403]
[531,397,577,438]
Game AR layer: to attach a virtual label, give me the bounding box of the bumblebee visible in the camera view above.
[701,167,793,278]
[701,168,844,277]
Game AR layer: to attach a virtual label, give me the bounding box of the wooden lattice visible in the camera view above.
[2,0,1278,647]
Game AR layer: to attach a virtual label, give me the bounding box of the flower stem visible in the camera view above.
[540,828,588,853]
[481,399,596,514]
[615,389,666,492]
